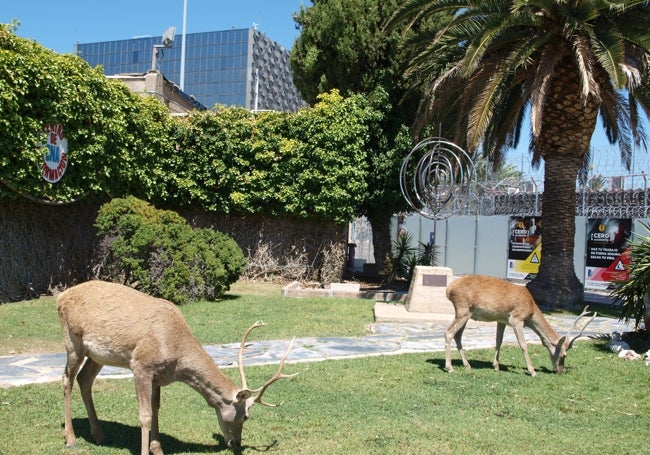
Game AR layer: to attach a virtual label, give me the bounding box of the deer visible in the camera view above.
[444,275,597,377]
[57,280,297,455]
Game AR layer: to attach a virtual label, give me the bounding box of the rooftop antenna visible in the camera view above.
[152,26,176,71]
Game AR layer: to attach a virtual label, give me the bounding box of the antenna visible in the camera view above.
[152,26,176,71]
[161,26,176,47]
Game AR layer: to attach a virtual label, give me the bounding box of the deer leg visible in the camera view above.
[493,323,506,371]
[511,323,537,377]
[445,315,471,372]
[62,337,84,448]
[133,375,156,455]
[76,358,105,444]
[149,385,163,455]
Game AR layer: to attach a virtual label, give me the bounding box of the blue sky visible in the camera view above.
[4,0,305,53]
[4,0,647,182]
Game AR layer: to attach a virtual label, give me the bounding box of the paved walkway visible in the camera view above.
[0,314,631,388]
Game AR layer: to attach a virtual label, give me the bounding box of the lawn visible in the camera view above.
[0,281,647,454]
[0,281,374,356]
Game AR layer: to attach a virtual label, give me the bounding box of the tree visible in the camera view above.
[291,1,449,271]
[388,0,650,308]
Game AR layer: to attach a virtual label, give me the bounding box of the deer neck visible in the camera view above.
[526,308,562,351]
[179,347,239,408]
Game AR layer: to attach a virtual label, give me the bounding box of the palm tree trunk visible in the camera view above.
[526,58,599,309]
[526,153,584,309]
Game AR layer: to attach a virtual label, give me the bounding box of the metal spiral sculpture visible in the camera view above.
[400,137,475,219]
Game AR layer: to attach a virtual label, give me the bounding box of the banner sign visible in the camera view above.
[507,216,542,280]
[585,218,631,290]
[41,125,68,183]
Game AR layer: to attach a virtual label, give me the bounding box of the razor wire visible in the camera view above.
[483,188,650,218]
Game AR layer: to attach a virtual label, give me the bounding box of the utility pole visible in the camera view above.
[180,0,187,90]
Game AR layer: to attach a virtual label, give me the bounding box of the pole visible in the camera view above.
[180,0,187,90]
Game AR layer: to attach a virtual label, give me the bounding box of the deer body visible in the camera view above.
[444,275,595,377]
[57,280,294,454]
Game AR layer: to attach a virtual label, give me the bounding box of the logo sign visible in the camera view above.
[41,125,68,183]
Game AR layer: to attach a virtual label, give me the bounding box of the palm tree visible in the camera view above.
[388,0,650,308]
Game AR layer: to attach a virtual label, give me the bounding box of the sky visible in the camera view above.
[4,0,648,184]
[4,0,305,53]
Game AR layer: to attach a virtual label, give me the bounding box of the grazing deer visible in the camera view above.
[57,280,296,454]
[444,275,596,377]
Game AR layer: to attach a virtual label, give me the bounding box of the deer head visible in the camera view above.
[551,307,597,374]
[219,321,297,448]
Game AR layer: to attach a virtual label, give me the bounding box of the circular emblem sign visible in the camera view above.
[42,125,68,183]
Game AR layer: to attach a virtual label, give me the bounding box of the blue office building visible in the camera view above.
[75,28,304,112]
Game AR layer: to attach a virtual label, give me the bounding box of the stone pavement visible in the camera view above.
[0,314,631,388]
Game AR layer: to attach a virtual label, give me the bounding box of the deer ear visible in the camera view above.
[236,390,252,402]
[557,335,567,349]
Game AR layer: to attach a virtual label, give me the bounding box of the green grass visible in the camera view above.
[1,281,647,454]
[0,343,648,454]
[0,282,374,356]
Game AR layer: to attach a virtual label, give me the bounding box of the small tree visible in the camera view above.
[291,2,452,270]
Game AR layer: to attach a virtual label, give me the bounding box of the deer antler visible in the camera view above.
[238,320,266,391]
[238,321,298,403]
[566,306,597,349]
[253,337,298,407]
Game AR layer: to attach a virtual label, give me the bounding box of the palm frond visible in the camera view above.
[573,34,600,101]
[591,26,628,89]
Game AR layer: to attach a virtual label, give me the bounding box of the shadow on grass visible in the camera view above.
[425,357,554,375]
[69,418,223,454]
[68,418,280,454]
[217,293,242,301]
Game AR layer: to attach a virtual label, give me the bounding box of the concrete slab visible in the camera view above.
[329,282,361,293]
[374,302,455,323]
[281,281,407,301]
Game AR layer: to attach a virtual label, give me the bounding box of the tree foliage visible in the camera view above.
[290,1,452,266]
[611,223,650,328]
[0,22,173,204]
[166,91,371,222]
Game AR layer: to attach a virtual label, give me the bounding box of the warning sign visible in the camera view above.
[585,218,631,290]
[507,216,541,280]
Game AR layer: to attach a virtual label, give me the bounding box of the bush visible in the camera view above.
[93,196,246,304]
[382,232,438,285]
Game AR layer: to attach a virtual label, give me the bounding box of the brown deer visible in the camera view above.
[444,275,596,377]
[57,280,297,454]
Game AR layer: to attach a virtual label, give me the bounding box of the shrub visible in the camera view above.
[382,232,438,285]
[93,196,246,304]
